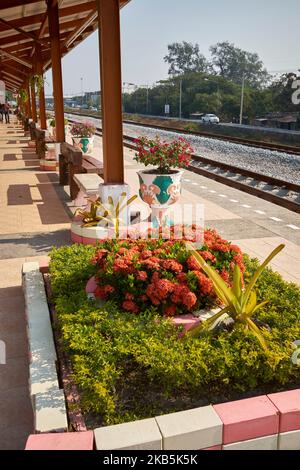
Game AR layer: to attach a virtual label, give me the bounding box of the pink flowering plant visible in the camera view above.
[70,121,96,138]
[134,136,193,173]
[91,227,245,316]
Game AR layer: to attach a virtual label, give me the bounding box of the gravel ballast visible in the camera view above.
[66,114,300,185]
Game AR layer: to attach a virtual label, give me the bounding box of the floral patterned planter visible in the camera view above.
[138,170,183,207]
[138,169,183,226]
[72,136,94,154]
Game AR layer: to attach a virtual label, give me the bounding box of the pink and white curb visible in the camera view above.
[23,259,300,450]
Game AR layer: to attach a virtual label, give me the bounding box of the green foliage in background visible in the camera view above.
[123,41,299,121]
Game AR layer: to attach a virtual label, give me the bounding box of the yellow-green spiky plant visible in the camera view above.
[74,193,138,238]
[185,242,285,351]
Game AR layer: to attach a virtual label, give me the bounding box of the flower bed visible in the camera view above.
[49,235,300,427]
[91,228,245,316]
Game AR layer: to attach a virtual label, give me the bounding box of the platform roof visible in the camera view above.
[0,0,130,92]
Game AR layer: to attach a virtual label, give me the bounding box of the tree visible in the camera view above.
[164,41,211,76]
[269,72,300,112]
[210,41,270,88]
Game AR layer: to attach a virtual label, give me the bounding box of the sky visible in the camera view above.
[44,0,300,96]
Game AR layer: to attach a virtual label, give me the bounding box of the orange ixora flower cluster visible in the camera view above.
[91,227,245,316]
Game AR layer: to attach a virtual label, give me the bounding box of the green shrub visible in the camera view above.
[49,245,300,425]
[184,123,199,132]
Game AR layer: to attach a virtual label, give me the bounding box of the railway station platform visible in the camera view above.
[0,118,299,449]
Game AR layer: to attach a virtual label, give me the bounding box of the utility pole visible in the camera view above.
[239,73,245,125]
[134,85,138,113]
[81,77,83,106]
[179,78,182,119]
[146,85,149,114]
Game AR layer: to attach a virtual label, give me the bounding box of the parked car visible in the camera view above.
[200,113,220,124]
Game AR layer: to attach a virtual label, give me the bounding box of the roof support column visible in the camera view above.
[47,0,65,142]
[30,78,37,123]
[96,0,124,184]
[36,45,47,130]
[26,80,32,119]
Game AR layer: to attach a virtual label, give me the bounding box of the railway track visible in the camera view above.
[66,116,300,214]
[65,110,300,156]
[122,119,300,156]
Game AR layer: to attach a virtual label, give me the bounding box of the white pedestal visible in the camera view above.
[54,143,61,161]
[98,183,131,226]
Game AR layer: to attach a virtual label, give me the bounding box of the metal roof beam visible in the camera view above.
[0,17,40,42]
[2,77,23,90]
[64,9,97,48]
[0,0,40,9]
[0,1,95,32]
[1,43,34,54]
[0,48,32,68]
[0,33,33,48]
[0,62,27,76]
[2,71,23,83]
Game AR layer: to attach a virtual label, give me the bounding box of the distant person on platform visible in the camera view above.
[0,104,3,122]
[3,102,10,124]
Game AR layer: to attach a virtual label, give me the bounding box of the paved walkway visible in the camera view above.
[0,119,71,449]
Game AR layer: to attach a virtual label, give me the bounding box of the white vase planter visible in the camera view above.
[72,135,94,154]
[137,169,184,227]
[137,169,183,207]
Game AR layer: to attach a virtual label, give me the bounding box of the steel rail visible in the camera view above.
[66,115,300,213]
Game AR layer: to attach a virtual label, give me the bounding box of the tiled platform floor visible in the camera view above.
[0,119,71,449]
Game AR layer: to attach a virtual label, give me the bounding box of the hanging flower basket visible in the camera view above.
[29,74,45,93]
[18,88,28,103]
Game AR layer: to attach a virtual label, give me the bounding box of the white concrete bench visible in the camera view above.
[73,173,102,206]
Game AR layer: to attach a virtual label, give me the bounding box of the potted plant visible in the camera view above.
[134,136,193,221]
[29,74,45,93]
[49,117,69,139]
[70,121,96,154]
[18,88,28,104]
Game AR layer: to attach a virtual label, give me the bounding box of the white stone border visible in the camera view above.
[22,261,68,433]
